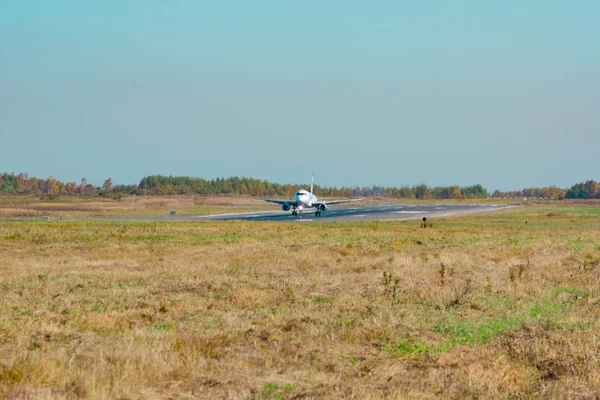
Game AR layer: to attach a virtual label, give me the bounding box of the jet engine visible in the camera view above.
[318,203,328,212]
[282,203,291,212]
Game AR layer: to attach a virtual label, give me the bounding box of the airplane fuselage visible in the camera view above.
[295,189,318,209]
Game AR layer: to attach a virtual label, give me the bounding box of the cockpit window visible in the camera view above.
[296,192,302,195]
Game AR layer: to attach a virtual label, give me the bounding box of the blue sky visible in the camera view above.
[1,1,598,190]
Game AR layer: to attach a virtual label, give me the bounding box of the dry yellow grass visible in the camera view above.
[0,203,599,398]
[0,196,269,218]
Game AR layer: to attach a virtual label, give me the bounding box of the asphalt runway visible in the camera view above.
[103,204,517,223]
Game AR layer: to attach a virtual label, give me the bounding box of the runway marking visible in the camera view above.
[351,214,366,217]
[434,207,446,210]
[391,211,426,214]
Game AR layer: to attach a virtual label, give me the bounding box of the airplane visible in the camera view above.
[255,176,363,217]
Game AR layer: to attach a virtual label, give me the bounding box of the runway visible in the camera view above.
[102,204,517,223]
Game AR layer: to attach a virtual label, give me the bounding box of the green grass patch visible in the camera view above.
[381,294,572,358]
[314,295,334,304]
[328,315,356,329]
[254,382,295,400]
[434,316,523,345]
[554,287,591,298]
[90,305,103,312]
[153,322,179,331]
[529,300,566,321]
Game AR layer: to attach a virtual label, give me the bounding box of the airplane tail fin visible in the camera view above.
[310,174,314,194]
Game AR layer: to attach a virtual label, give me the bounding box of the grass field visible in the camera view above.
[0,196,269,218]
[1,202,599,398]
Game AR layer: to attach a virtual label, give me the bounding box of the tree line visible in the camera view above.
[138,175,490,199]
[491,181,600,199]
[492,186,567,199]
[0,172,598,200]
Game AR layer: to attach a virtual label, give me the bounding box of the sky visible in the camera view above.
[1,1,598,191]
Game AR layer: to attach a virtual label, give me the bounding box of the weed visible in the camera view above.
[281,282,295,303]
[382,270,400,304]
[509,261,528,283]
[581,253,600,271]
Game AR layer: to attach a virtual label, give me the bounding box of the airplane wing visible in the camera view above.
[254,198,298,206]
[314,198,364,206]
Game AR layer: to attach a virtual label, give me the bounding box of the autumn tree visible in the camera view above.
[65,182,78,195]
[449,186,463,199]
[41,176,61,196]
[78,178,88,196]
[103,178,113,192]
[16,173,30,194]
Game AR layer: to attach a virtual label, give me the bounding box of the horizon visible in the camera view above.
[1,2,598,190]
[0,170,588,193]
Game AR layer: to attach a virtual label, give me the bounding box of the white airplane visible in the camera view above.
[256,176,363,217]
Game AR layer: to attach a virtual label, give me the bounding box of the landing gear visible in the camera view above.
[315,211,322,217]
[292,210,297,216]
